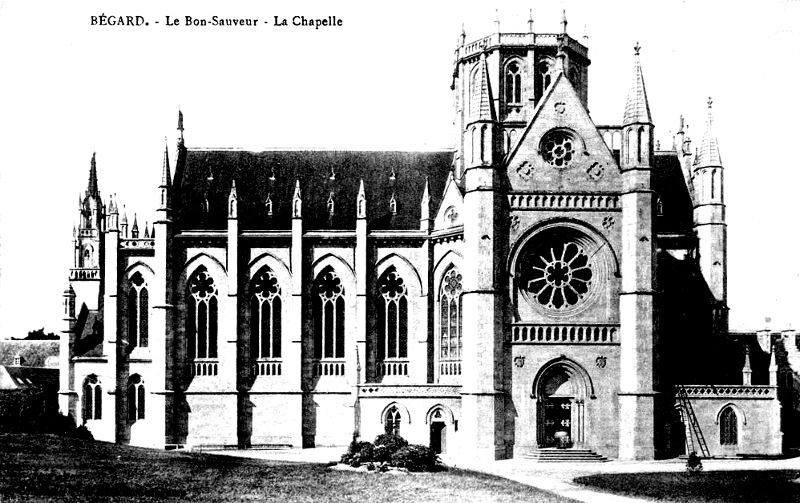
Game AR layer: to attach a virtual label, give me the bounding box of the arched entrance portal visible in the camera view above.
[532,357,593,448]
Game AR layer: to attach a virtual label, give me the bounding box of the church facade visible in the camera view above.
[59,19,790,460]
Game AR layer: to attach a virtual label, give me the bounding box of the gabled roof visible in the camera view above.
[173,150,454,232]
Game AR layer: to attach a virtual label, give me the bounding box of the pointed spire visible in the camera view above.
[420,177,430,231]
[87,152,99,197]
[623,42,652,125]
[561,9,568,34]
[494,9,500,33]
[265,193,273,216]
[177,109,184,144]
[769,346,778,386]
[357,179,366,219]
[742,345,753,385]
[121,206,128,226]
[109,194,118,214]
[527,9,534,33]
[460,23,466,46]
[696,97,723,168]
[161,140,172,187]
[472,53,495,121]
[292,180,302,218]
[131,213,139,238]
[228,180,238,219]
[143,222,150,239]
[583,24,588,45]
[389,193,397,215]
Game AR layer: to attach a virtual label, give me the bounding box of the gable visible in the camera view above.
[433,172,464,231]
[506,72,620,193]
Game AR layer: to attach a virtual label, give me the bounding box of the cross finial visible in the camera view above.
[634,42,641,55]
[707,96,713,108]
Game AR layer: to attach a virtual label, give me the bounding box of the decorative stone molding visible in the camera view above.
[680,385,775,398]
[120,239,155,249]
[508,193,620,210]
[358,385,461,398]
[512,324,619,344]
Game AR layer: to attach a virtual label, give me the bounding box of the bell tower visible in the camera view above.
[71,152,104,310]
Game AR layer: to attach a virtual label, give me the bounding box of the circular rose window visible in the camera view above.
[541,130,577,168]
[519,240,593,310]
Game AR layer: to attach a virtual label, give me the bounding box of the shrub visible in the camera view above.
[686,451,703,472]
[390,444,440,472]
[374,434,408,454]
[341,440,374,466]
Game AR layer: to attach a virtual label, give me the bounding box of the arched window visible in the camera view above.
[187,267,218,360]
[469,65,481,119]
[505,61,522,104]
[637,126,645,164]
[377,268,408,361]
[313,268,345,359]
[127,272,149,349]
[534,58,554,101]
[127,374,145,421]
[480,125,487,162]
[440,268,463,370]
[385,406,401,435]
[82,375,102,421]
[720,407,738,445]
[250,268,282,359]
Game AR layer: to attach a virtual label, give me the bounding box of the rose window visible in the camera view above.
[541,130,576,168]
[521,241,593,310]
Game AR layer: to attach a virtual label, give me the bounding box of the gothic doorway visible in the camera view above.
[430,421,446,454]
[532,357,592,448]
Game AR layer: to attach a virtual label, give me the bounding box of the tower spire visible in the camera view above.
[177,109,184,145]
[696,97,722,168]
[472,53,495,121]
[87,152,99,197]
[623,42,652,125]
[561,9,568,34]
[528,9,534,33]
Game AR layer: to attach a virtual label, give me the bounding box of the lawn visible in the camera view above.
[0,434,577,502]
[575,471,800,503]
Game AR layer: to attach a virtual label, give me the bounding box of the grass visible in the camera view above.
[0,434,577,502]
[575,471,800,503]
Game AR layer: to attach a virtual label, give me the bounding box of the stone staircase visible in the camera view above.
[520,448,609,463]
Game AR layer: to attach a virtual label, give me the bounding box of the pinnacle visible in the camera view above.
[696,97,723,168]
[623,43,652,125]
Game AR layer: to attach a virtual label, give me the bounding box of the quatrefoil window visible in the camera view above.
[541,130,578,169]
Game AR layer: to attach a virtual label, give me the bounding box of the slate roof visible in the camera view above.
[173,150,454,232]
[0,365,59,390]
[73,304,103,357]
[653,152,694,236]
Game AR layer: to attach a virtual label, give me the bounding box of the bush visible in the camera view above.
[374,434,408,453]
[390,444,440,472]
[341,440,375,467]
[686,451,703,472]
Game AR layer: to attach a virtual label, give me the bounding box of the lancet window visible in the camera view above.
[377,268,408,361]
[127,272,149,349]
[250,268,282,359]
[313,268,345,359]
[187,267,218,359]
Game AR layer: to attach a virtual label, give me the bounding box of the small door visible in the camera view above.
[430,422,446,454]
[543,398,572,447]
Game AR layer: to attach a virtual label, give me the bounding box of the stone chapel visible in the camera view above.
[59,15,793,460]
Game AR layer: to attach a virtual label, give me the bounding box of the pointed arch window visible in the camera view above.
[720,407,738,445]
[385,406,401,435]
[187,267,218,360]
[534,58,554,102]
[127,374,145,421]
[250,268,282,359]
[127,272,149,349]
[82,375,102,421]
[439,268,463,375]
[313,268,345,359]
[505,61,522,104]
[377,268,408,361]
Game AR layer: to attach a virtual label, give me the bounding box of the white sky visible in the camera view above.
[0,0,798,338]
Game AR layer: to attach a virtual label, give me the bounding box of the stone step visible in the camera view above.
[520,448,609,463]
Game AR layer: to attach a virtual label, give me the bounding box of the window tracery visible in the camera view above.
[127,272,149,349]
[83,375,102,421]
[250,268,282,359]
[541,130,577,169]
[187,267,218,360]
[313,268,345,359]
[440,268,463,365]
[377,268,408,360]
[127,374,145,421]
[505,61,522,104]
[385,406,401,435]
[519,239,593,310]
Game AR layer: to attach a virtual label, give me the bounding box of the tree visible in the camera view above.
[14,328,59,341]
